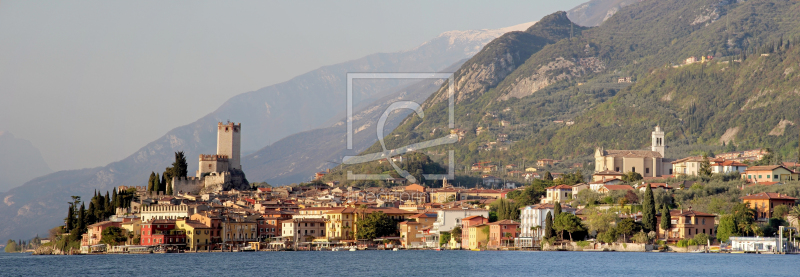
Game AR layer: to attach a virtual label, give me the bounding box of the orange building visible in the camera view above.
[488,220,519,247]
[398,212,437,248]
[740,192,798,221]
[656,210,716,243]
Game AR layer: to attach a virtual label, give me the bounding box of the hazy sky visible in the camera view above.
[0,0,587,171]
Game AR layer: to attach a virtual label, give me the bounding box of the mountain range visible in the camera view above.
[343,0,800,187]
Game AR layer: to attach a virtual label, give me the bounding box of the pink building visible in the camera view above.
[460,215,488,249]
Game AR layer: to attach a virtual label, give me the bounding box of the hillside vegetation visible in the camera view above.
[337,0,800,186]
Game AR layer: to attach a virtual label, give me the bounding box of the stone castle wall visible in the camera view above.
[172,176,204,195]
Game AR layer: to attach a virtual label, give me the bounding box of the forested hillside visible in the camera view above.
[338,0,800,186]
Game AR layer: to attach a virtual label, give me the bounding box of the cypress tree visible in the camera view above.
[172,151,188,178]
[544,211,554,239]
[660,205,671,238]
[161,173,168,193]
[147,172,156,192]
[65,203,74,231]
[105,191,113,216]
[166,179,173,196]
[156,173,164,192]
[553,201,562,217]
[77,203,86,233]
[543,171,554,181]
[642,185,657,232]
[111,188,117,209]
[87,201,97,225]
[96,194,105,221]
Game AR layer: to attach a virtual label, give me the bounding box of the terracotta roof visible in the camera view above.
[462,215,486,221]
[740,192,798,200]
[182,221,210,229]
[746,165,789,171]
[589,178,622,185]
[603,185,634,191]
[546,185,573,190]
[409,213,438,218]
[712,160,748,167]
[667,210,715,217]
[520,203,576,211]
[642,183,671,189]
[601,149,662,158]
[489,219,519,225]
[672,156,704,164]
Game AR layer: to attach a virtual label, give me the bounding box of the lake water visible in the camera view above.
[1,251,799,276]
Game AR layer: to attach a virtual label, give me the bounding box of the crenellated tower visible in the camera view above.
[217,122,241,170]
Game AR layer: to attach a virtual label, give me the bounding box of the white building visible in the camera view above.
[426,208,489,248]
[431,208,490,233]
[729,236,787,252]
[710,160,749,174]
[517,204,576,247]
[139,204,190,222]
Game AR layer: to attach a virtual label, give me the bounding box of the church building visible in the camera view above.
[594,126,673,177]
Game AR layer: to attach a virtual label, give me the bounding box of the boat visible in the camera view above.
[392,248,398,251]
[349,247,357,252]
[434,248,442,251]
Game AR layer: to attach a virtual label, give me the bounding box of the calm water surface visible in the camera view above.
[1,250,799,276]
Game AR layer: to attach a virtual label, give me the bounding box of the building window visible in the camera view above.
[632,167,636,173]
[615,167,620,172]
[646,168,650,174]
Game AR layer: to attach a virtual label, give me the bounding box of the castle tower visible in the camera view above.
[217,122,241,170]
[651,125,665,157]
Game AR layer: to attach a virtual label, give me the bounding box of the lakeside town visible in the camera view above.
[6,122,799,255]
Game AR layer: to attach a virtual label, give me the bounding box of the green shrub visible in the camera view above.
[576,241,590,247]
[676,239,689,247]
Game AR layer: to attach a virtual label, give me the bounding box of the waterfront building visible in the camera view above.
[655,209,716,243]
[740,192,798,221]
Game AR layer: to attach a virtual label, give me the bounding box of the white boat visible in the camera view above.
[392,248,398,251]
[349,247,356,251]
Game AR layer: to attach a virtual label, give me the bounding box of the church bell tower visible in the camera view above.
[651,125,665,157]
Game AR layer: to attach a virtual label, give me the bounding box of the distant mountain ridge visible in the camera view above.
[0,132,52,192]
[0,21,535,242]
[567,0,640,27]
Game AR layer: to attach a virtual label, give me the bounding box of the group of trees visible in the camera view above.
[56,187,136,251]
[542,202,586,242]
[355,211,396,240]
[147,151,188,195]
[4,236,42,253]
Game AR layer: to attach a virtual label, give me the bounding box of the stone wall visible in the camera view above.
[543,242,653,252]
[172,176,204,195]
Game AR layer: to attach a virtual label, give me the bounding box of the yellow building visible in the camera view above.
[429,189,459,203]
[467,224,490,250]
[222,220,257,246]
[398,213,437,248]
[177,219,211,251]
[541,185,572,204]
[120,219,142,242]
[324,207,416,241]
